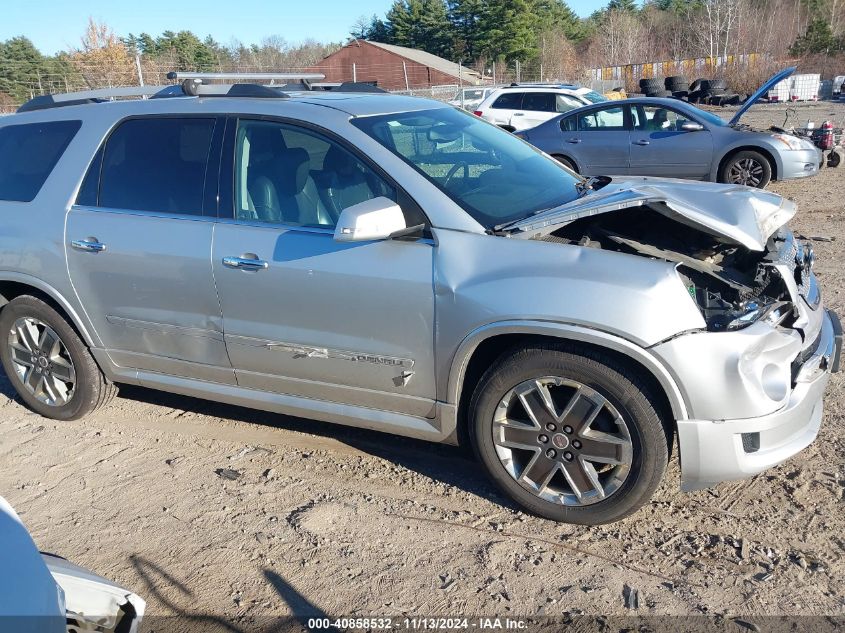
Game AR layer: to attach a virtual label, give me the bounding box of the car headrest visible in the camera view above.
[246,125,286,163]
[274,147,309,195]
[322,145,358,178]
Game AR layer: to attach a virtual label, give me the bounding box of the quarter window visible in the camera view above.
[0,120,81,202]
[97,117,215,215]
[234,120,395,228]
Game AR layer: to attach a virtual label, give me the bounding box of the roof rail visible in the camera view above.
[167,71,325,83]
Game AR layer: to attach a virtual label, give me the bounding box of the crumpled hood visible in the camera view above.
[510,177,796,251]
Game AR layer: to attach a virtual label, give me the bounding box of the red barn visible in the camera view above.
[309,39,485,91]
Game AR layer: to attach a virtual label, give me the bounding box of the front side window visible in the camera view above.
[352,107,580,229]
[636,105,693,131]
[98,117,215,215]
[577,107,626,131]
[555,94,583,113]
[491,93,522,109]
[0,120,81,202]
[234,119,395,228]
[522,92,555,112]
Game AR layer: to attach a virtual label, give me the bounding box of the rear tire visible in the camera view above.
[553,155,577,172]
[719,150,772,188]
[0,295,116,420]
[469,344,669,525]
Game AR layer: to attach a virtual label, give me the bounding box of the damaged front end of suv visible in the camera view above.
[506,178,842,490]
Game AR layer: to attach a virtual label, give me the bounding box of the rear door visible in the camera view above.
[485,92,523,129]
[517,92,557,130]
[66,115,233,383]
[628,104,714,178]
[568,105,631,175]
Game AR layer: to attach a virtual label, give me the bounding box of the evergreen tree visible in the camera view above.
[790,18,843,55]
[0,37,46,101]
[448,0,484,59]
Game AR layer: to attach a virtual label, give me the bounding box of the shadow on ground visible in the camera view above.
[0,367,518,513]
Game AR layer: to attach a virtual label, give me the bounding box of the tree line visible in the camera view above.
[352,0,845,89]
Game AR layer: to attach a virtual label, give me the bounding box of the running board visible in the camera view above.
[114,367,448,442]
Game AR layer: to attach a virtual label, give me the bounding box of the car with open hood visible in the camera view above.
[0,73,839,524]
[516,67,822,188]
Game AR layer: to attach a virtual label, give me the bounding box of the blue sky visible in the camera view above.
[1,0,606,55]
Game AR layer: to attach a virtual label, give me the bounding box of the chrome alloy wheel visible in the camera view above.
[492,377,633,506]
[8,317,76,406]
[727,157,765,187]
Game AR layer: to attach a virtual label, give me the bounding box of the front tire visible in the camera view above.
[720,150,772,188]
[470,344,669,524]
[0,295,116,420]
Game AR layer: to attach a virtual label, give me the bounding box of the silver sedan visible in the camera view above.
[515,69,822,188]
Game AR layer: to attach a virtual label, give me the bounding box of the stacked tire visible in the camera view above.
[639,78,670,98]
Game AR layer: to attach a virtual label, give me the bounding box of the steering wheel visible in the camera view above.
[443,161,469,188]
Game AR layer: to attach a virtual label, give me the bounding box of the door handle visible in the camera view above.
[222,255,269,271]
[512,112,524,116]
[71,238,106,253]
[566,138,581,144]
[632,139,650,146]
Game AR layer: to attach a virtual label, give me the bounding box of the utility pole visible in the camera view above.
[459,61,464,109]
[352,62,357,83]
[402,61,410,91]
[135,54,145,87]
[516,60,521,83]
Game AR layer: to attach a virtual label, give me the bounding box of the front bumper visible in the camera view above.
[779,147,823,180]
[677,309,841,491]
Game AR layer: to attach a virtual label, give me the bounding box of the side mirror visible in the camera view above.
[680,121,704,132]
[333,197,407,242]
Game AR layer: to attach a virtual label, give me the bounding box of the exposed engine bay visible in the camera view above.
[535,206,800,332]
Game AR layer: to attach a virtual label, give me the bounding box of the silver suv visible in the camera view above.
[0,75,839,525]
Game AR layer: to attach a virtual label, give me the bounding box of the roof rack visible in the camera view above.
[504,82,579,89]
[17,71,386,113]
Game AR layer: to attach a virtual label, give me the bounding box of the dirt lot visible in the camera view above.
[2,103,845,632]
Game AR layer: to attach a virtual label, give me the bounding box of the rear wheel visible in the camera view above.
[0,295,116,420]
[553,155,577,172]
[470,344,669,524]
[720,150,772,188]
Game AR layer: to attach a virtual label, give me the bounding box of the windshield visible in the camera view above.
[692,107,728,127]
[579,90,609,104]
[351,108,581,229]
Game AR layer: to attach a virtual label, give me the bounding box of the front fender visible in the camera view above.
[445,319,689,420]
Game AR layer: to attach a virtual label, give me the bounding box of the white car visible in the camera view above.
[474,83,609,131]
[0,496,145,633]
[447,86,498,111]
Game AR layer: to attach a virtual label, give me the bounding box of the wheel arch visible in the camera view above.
[446,321,688,446]
[716,145,778,181]
[550,153,579,173]
[0,274,98,348]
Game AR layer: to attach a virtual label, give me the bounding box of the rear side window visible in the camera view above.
[560,117,577,132]
[492,93,522,109]
[522,92,555,112]
[0,120,81,202]
[98,117,215,215]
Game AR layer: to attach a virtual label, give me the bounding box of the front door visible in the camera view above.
[66,116,234,383]
[628,104,714,179]
[212,118,436,417]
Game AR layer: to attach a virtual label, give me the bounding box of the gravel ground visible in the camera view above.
[1,102,845,632]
